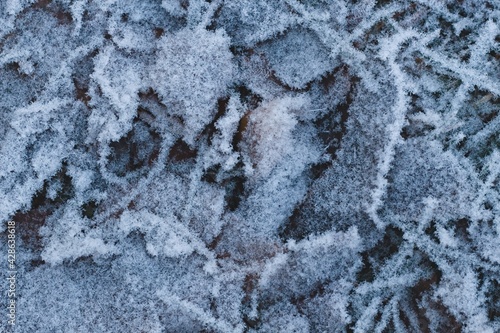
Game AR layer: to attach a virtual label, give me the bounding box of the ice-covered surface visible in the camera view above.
[0,0,499,332]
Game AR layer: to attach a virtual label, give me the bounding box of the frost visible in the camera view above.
[151,27,234,144]
[241,96,307,178]
[1,0,499,332]
[119,210,198,258]
[259,29,335,89]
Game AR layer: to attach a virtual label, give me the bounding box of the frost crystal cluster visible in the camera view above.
[1,0,499,332]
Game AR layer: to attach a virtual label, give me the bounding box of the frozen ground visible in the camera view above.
[0,0,499,332]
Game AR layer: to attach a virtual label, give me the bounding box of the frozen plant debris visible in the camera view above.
[0,0,499,332]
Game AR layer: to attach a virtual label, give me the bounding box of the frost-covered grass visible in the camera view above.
[0,0,499,332]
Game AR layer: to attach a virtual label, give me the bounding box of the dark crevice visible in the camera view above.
[422,300,463,332]
[355,226,404,285]
[32,0,52,9]
[279,68,358,241]
[5,62,28,78]
[424,221,440,243]
[13,163,74,252]
[29,0,73,25]
[291,279,331,314]
[73,77,91,107]
[278,206,303,241]
[30,259,45,268]
[31,162,74,209]
[410,255,442,304]
[81,200,98,219]
[400,123,435,140]
[241,273,261,331]
[154,27,164,39]
[207,230,224,251]
[232,112,250,153]
[201,164,221,184]
[453,217,471,243]
[268,68,313,92]
[230,85,262,153]
[356,252,375,283]
[480,110,498,124]
[486,279,500,320]
[206,4,223,31]
[202,96,230,146]
[180,0,189,10]
[400,93,433,140]
[108,118,162,176]
[54,8,72,25]
[312,66,359,178]
[168,139,197,163]
[234,85,262,111]
[138,88,166,106]
[200,163,246,212]
[229,45,255,58]
[222,161,246,211]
